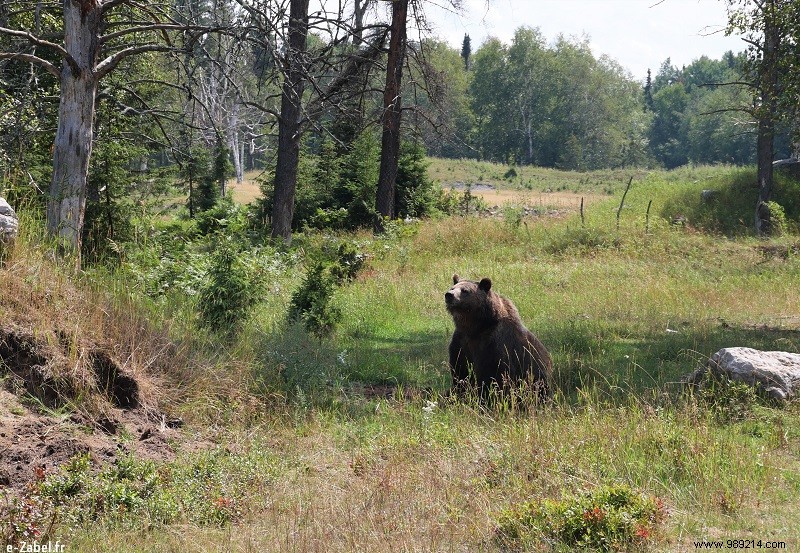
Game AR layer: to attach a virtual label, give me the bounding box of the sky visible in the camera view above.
[420,0,744,81]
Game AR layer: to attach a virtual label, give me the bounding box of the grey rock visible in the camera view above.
[700,189,717,202]
[687,347,800,401]
[0,197,19,244]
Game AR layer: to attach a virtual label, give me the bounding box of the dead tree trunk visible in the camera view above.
[374,0,408,231]
[47,0,102,256]
[271,0,309,243]
[229,102,243,185]
[352,0,372,46]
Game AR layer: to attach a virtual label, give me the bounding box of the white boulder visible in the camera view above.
[0,197,19,244]
[688,347,800,401]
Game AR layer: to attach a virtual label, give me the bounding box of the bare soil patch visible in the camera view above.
[0,326,181,490]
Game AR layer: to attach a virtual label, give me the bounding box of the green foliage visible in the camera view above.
[395,141,439,218]
[82,139,175,264]
[409,39,475,159]
[0,492,48,548]
[180,146,212,216]
[469,30,645,169]
[693,370,761,424]
[764,201,787,236]
[288,242,365,335]
[253,133,381,233]
[196,172,220,213]
[196,195,248,236]
[661,167,800,235]
[497,484,667,552]
[190,139,231,214]
[288,260,342,335]
[30,447,282,530]
[198,237,258,334]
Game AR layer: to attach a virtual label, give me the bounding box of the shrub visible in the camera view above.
[196,196,247,236]
[288,261,342,335]
[395,141,438,219]
[198,237,257,334]
[764,201,787,237]
[692,369,760,423]
[288,242,365,335]
[503,166,518,180]
[496,484,667,552]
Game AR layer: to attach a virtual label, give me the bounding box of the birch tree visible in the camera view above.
[0,0,222,258]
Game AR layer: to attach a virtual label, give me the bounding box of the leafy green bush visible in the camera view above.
[198,237,258,334]
[764,201,787,236]
[693,369,760,423]
[496,484,667,552]
[395,141,439,219]
[288,242,365,335]
[38,453,179,527]
[32,448,282,530]
[196,196,248,236]
[288,260,342,335]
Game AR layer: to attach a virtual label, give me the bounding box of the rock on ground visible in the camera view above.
[0,197,19,244]
[687,347,800,401]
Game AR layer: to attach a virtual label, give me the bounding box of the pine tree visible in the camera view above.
[460,34,472,70]
[644,69,654,112]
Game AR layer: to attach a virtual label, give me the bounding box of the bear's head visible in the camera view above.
[445,274,492,315]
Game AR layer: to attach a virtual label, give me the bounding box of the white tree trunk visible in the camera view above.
[229,102,243,184]
[47,0,101,256]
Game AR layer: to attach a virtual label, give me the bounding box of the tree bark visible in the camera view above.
[375,0,408,231]
[47,0,102,258]
[352,0,371,46]
[271,0,309,243]
[229,102,243,185]
[754,0,780,235]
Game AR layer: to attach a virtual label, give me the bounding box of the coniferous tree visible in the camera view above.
[644,69,654,112]
[461,34,472,70]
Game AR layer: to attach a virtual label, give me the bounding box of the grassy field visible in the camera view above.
[228,159,617,210]
[3,162,800,551]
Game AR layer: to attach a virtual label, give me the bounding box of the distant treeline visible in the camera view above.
[412,27,792,170]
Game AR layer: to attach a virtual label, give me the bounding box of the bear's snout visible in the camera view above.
[445,290,455,304]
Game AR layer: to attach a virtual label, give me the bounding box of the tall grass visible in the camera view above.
[3,165,800,551]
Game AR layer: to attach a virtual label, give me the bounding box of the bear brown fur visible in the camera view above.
[445,274,552,400]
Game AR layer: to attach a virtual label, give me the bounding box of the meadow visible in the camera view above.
[2,161,799,552]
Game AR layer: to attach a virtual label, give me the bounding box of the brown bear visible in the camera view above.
[445,274,552,400]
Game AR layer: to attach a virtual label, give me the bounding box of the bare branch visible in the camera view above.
[96,44,172,78]
[0,52,60,77]
[101,0,130,13]
[0,26,69,58]
[101,24,233,44]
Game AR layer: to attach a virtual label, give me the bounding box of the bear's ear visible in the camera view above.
[478,278,492,292]
[453,274,460,284]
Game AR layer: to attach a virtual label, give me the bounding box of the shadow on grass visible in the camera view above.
[253,323,450,403]
[254,315,798,412]
[545,318,799,403]
[660,167,800,235]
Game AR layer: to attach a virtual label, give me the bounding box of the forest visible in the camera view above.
[1,1,800,551]
[0,0,797,255]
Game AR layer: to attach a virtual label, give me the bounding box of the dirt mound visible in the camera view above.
[0,326,181,490]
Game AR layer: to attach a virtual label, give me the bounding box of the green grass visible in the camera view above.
[426,157,642,195]
[4,164,800,551]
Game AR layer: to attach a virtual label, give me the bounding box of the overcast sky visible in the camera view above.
[419,0,744,81]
